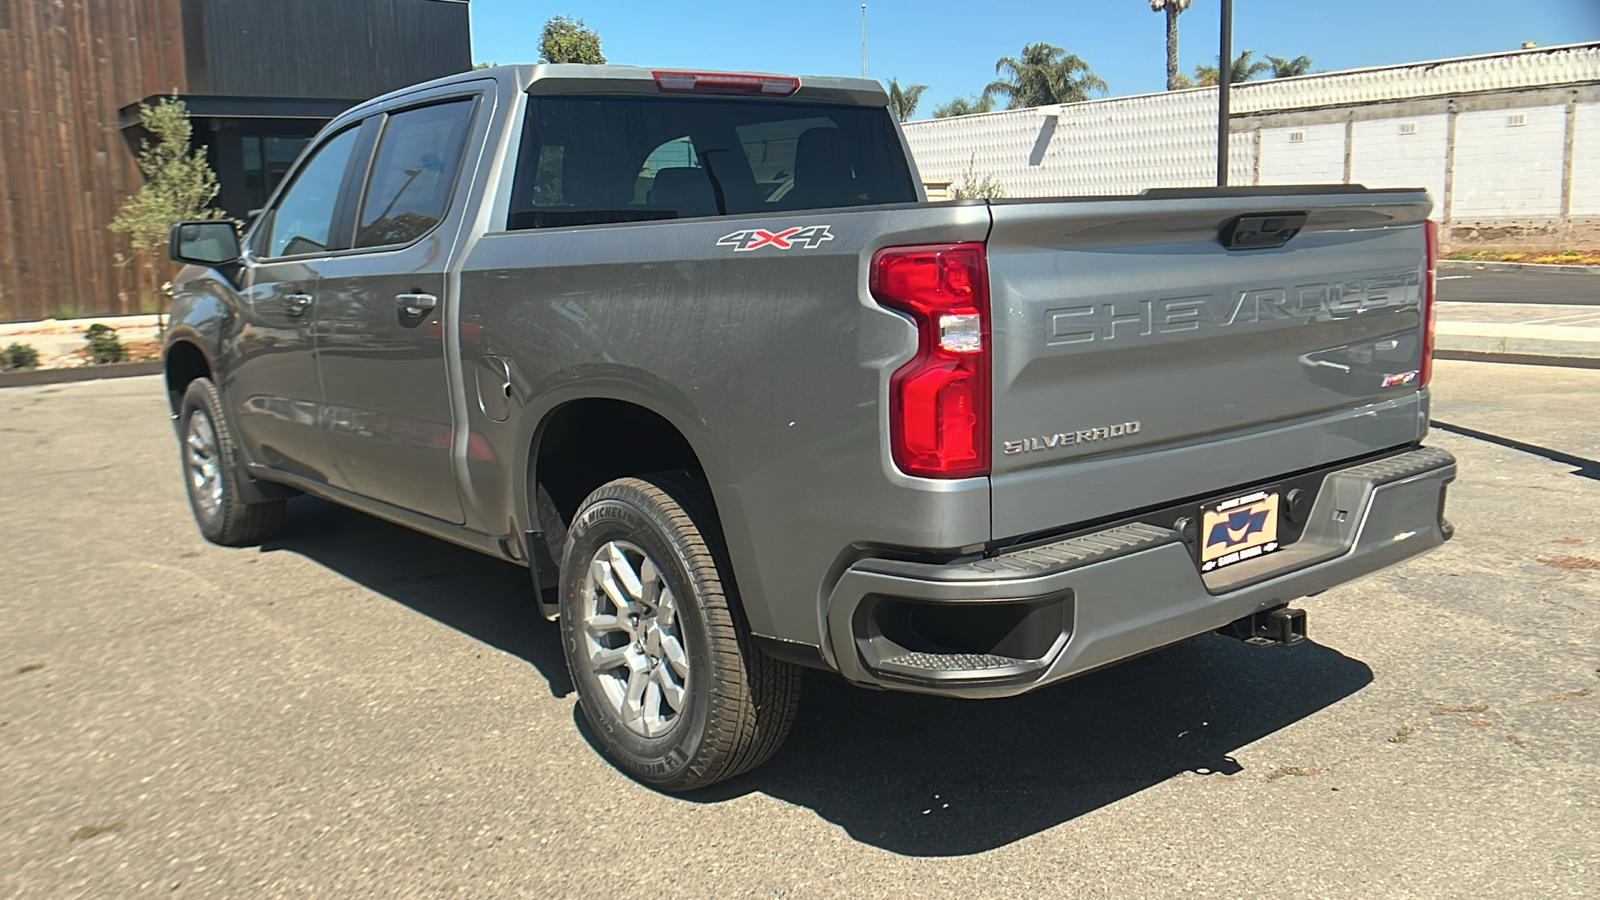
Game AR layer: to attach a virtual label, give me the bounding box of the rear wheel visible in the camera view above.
[559,474,801,791]
[179,377,285,546]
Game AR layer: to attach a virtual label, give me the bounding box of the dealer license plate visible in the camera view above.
[1199,489,1282,573]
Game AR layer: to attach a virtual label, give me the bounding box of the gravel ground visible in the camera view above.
[2,362,1597,899]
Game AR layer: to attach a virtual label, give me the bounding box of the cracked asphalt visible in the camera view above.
[2,361,1597,898]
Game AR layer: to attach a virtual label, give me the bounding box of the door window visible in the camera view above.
[262,126,361,258]
[354,100,476,249]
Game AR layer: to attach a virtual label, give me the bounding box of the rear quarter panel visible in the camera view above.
[457,202,991,647]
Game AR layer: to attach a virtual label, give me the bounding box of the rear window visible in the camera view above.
[507,95,917,230]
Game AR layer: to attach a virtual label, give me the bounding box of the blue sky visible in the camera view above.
[470,0,1600,118]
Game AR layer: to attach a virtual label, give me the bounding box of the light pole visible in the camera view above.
[861,4,867,78]
[1217,0,1232,187]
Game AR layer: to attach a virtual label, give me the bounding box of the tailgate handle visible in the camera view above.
[1220,212,1307,250]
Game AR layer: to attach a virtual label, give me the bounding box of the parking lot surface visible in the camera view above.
[1438,268,1598,306]
[3,363,1598,899]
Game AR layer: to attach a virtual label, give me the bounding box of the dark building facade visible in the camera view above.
[0,0,471,322]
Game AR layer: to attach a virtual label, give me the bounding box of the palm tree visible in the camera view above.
[983,43,1108,109]
[932,94,996,118]
[886,77,930,122]
[1149,0,1193,91]
[1266,54,1314,78]
[1194,49,1272,86]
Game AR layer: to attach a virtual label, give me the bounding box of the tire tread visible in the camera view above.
[182,378,285,546]
[569,473,801,790]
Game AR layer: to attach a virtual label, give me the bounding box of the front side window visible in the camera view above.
[355,99,476,249]
[263,126,360,258]
[508,96,917,229]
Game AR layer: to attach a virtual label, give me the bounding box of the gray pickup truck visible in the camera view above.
[164,64,1455,790]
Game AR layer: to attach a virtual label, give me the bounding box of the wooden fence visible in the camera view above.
[0,0,188,323]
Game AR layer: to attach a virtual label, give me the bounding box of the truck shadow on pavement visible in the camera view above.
[263,497,1373,857]
[692,635,1373,856]
[260,497,575,698]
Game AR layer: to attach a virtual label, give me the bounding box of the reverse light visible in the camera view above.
[1422,218,1438,386]
[870,243,991,478]
[652,70,800,96]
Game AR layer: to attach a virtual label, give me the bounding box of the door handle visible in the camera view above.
[396,293,438,316]
[285,293,314,315]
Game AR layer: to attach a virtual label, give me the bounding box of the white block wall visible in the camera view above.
[1570,101,1600,216]
[1450,105,1567,219]
[1349,114,1449,204]
[1258,122,1346,186]
[903,42,1600,234]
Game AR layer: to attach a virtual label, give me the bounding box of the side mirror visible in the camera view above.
[169,220,241,266]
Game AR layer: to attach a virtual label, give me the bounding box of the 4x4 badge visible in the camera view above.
[717,225,834,252]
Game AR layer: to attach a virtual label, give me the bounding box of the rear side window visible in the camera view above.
[508,96,916,229]
[355,99,476,249]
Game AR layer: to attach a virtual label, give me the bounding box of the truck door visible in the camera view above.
[311,95,482,524]
[226,123,366,484]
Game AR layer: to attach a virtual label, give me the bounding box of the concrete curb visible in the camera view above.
[1435,321,1600,359]
[1440,260,1600,275]
[1434,349,1600,369]
[0,361,163,389]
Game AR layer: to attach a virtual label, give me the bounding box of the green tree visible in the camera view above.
[932,94,996,118]
[1194,49,1272,86]
[953,153,1005,200]
[539,15,605,64]
[1149,0,1193,91]
[887,77,930,122]
[108,95,225,308]
[983,43,1107,109]
[1266,54,1314,78]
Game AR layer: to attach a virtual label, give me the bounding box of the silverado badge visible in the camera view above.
[1003,421,1141,455]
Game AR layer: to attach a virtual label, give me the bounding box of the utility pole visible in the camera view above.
[1217,0,1233,187]
[861,4,867,78]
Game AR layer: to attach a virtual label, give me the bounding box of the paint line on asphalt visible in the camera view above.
[1517,312,1600,326]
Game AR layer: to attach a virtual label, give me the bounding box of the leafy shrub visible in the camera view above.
[3,343,40,371]
[84,324,129,365]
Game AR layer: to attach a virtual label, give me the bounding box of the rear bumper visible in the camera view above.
[824,446,1455,698]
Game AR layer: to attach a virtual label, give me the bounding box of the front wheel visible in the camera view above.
[178,377,285,546]
[559,474,801,791]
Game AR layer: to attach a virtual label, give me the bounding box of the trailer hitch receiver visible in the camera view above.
[1221,605,1307,646]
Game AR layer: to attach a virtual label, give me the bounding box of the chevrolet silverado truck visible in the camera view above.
[164,64,1455,791]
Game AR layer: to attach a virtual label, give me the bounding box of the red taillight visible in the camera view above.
[870,243,990,478]
[1422,218,1439,386]
[652,70,800,96]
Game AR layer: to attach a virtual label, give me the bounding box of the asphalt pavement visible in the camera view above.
[1438,267,1599,305]
[2,367,1598,899]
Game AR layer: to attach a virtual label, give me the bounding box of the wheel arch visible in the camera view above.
[517,389,760,628]
[164,339,213,417]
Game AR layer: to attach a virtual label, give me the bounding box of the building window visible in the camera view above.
[243,135,312,213]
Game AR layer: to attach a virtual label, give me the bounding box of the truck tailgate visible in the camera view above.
[985,189,1433,540]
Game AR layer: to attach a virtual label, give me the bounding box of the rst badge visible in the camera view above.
[1199,489,1282,572]
[717,225,834,252]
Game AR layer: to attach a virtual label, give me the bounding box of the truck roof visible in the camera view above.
[358,64,890,113]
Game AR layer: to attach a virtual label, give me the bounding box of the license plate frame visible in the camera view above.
[1198,488,1283,573]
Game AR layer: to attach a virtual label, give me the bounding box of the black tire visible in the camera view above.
[559,473,801,791]
[178,377,285,546]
